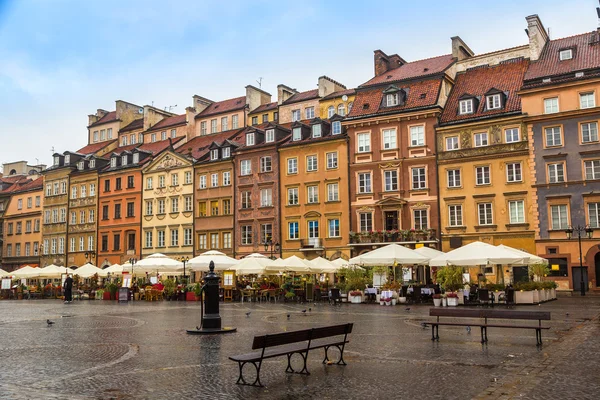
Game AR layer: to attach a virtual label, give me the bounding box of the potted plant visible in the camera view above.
[95,289,104,300]
[285,291,295,302]
[349,290,363,304]
[163,279,176,301]
[360,230,371,243]
[441,293,447,306]
[384,297,392,306]
[436,265,463,303]
[433,293,442,307]
[349,231,359,244]
[446,292,459,306]
[106,283,119,300]
[379,297,386,306]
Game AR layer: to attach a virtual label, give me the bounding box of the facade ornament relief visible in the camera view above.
[379,162,401,169]
[490,124,502,144]
[460,130,471,148]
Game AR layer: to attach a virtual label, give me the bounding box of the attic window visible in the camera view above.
[122,155,128,166]
[559,49,573,61]
[77,161,84,171]
[211,149,219,160]
[312,124,322,138]
[265,129,275,143]
[459,99,474,114]
[423,68,429,72]
[133,153,139,164]
[420,93,427,99]
[222,147,231,158]
[89,159,95,168]
[292,127,302,141]
[246,132,255,146]
[110,157,117,168]
[64,155,70,165]
[386,75,393,79]
[486,94,502,110]
[386,93,399,107]
[362,104,369,110]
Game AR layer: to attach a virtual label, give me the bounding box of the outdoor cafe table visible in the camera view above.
[407,287,435,295]
[365,287,377,302]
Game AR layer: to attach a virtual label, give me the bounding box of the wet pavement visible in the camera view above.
[0,296,599,399]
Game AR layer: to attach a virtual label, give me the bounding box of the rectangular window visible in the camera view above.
[459,99,473,114]
[200,121,207,135]
[327,183,339,201]
[544,97,559,114]
[486,94,501,110]
[80,210,86,224]
[386,93,399,107]
[288,222,299,239]
[505,128,520,143]
[171,198,179,213]
[25,220,31,233]
[171,174,178,187]
[262,114,268,123]
[34,219,40,231]
[80,186,87,198]
[328,219,340,238]
[409,125,424,147]
[478,203,493,225]
[305,107,314,119]
[199,175,206,189]
[292,127,302,141]
[241,225,253,245]
[171,229,179,246]
[307,186,319,203]
[384,170,398,191]
[126,202,134,217]
[588,203,600,228]
[332,121,342,135]
[260,156,272,173]
[102,205,109,220]
[357,133,370,152]
[545,126,562,147]
[260,224,272,244]
[260,188,273,207]
[158,199,165,214]
[232,115,239,129]
[411,167,426,189]
[71,186,77,199]
[241,191,252,209]
[223,199,231,215]
[240,160,251,176]
[359,213,372,232]
[265,129,275,143]
[211,173,218,187]
[246,132,255,146]
[548,163,565,183]
[157,230,165,247]
[509,200,525,224]
[113,234,120,251]
[115,178,122,190]
[146,177,153,190]
[210,233,219,249]
[306,155,317,172]
[222,147,230,158]
[287,158,298,174]
[559,49,573,60]
[383,129,397,149]
[550,204,569,230]
[580,92,595,109]
[476,166,491,185]
[446,136,459,151]
[79,237,84,252]
[506,163,522,182]
[307,220,319,239]
[585,160,600,180]
[114,203,121,219]
[292,109,301,122]
[358,173,372,193]
[414,209,428,230]
[326,152,338,169]
[448,205,463,226]
[251,116,258,125]
[70,238,76,252]
[185,196,193,212]
[198,202,207,216]
[70,211,76,225]
[222,171,231,186]
[223,232,231,248]
[312,124,321,138]
[447,169,461,188]
[221,116,228,131]
[145,231,153,248]
[146,201,153,215]
[197,234,207,250]
[581,122,599,143]
[474,132,488,147]
[288,188,299,205]
[211,119,217,133]
[184,171,192,184]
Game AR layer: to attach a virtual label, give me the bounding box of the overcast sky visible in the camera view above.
[0,0,595,171]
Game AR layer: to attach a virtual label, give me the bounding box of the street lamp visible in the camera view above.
[264,239,280,260]
[84,251,96,264]
[180,256,189,283]
[565,225,594,296]
[129,258,137,301]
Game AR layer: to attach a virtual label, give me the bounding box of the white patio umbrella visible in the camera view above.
[349,244,429,266]
[38,264,72,278]
[429,241,528,267]
[245,253,270,260]
[11,266,42,278]
[0,268,9,278]
[496,245,548,265]
[330,258,365,271]
[231,257,268,275]
[72,263,107,278]
[264,255,317,273]
[188,250,238,272]
[104,264,124,274]
[307,257,338,273]
[414,246,444,261]
[134,253,184,274]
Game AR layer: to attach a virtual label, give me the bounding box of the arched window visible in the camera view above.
[327,106,335,118]
[337,104,345,116]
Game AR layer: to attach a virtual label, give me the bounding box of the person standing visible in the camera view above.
[64,275,73,304]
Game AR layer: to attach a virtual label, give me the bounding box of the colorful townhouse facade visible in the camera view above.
[520,27,600,292]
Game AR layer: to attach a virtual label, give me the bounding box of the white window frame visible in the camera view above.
[459,99,473,114]
[260,188,273,207]
[326,152,338,169]
[474,132,488,147]
[358,173,372,193]
[544,97,559,114]
[312,124,322,138]
[287,158,298,174]
[548,163,565,183]
[506,163,522,183]
[447,169,461,188]
[305,107,315,119]
[505,128,520,143]
[382,129,397,149]
[448,205,463,227]
[476,166,491,185]
[307,186,319,204]
[386,93,399,107]
[328,219,340,238]
[545,126,562,147]
[357,133,370,152]
[292,109,301,122]
[246,132,255,146]
[327,183,339,202]
[265,129,275,143]
[446,136,459,151]
[581,122,599,143]
[240,160,252,176]
[199,175,206,189]
[580,92,595,109]
[288,187,299,205]
[384,170,398,191]
[486,94,501,110]
[559,49,572,60]
[409,125,424,147]
[222,171,231,186]
[306,155,317,172]
[478,203,493,225]
[550,204,569,230]
[332,121,342,135]
[411,167,426,190]
[292,127,302,141]
[508,200,526,224]
[260,156,272,173]
[585,160,600,180]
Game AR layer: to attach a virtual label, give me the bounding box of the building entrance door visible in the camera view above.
[595,253,600,287]
[385,211,398,231]
[573,267,589,294]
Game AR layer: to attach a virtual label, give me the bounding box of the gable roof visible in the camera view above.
[88,111,117,128]
[175,129,245,159]
[195,96,246,119]
[359,54,455,88]
[281,89,319,105]
[321,88,356,101]
[524,31,600,86]
[347,78,443,119]
[119,118,144,133]
[148,114,187,131]
[4,176,43,194]
[440,58,529,125]
[249,102,278,114]
[76,139,118,155]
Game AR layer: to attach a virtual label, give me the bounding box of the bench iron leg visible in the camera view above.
[480,327,486,344]
[235,361,263,387]
[436,325,439,340]
[536,329,542,346]
[431,325,436,341]
[286,352,310,375]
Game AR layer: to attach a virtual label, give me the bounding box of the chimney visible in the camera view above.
[451,36,475,61]
[374,50,390,77]
[245,85,271,112]
[526,15,549,61]
[192,95,212,114]
[318,76,347,98]
[277,84,297,105]
[388,54,406,69]
[88,109,108,126]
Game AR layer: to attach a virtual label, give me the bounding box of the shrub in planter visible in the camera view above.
[446,292,459,306]
[436,265,464,292]
[433,293,442,307]
[105,283,119,300]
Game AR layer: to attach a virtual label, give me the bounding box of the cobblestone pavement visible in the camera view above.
[0,296,599,399]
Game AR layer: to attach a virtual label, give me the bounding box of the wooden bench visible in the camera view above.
[429,308,551,346]
[229,323,353,387]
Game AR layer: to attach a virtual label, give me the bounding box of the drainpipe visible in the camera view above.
[434,119,442,250]
[232,158,237,258]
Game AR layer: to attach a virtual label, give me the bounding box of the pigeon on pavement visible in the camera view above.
[245,311,251,317]
[47,319,55,326]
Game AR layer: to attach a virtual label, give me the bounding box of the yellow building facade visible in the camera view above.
[319,89,355,120]
[141,151,195,260]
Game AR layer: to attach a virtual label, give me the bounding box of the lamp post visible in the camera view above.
[129,258,137,301]
[264,239,280,260]
[84,251,96,265]
[565,225,594,296]
[180,256,189,284]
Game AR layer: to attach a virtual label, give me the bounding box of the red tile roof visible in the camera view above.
[138,136,184,155]
[176,129,244,159]
[3,177,43,194]
[119,118,144,133]
[524,32,600,83]
[281,89,319,105]
[249,102,278,114]
[348,78,442,119]
[76,139,117,155]
[88,111,117,128]
[360,54,455,88]
[321,88,356,101]
[148,114,187,131]
[195,96,246,119]
[440,58,529,125]
[112,144,140,154]
[0,175,28,184]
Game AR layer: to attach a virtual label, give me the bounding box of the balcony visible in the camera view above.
[299,238,323,251]
[349,229,437,245]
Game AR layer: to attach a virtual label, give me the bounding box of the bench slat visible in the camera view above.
[429,308,550,321]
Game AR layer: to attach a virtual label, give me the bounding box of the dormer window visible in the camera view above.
[332,121,342,135]
[265,129,275,143]
[133,153,139,164]
[64,155,70,165]
[246,133,255,146]
[53,156,60,166]
[211,149,219,160]
[122,155,128,166]
[486,94,501,110]
[312,124,322,138]
[110,157,117,168]
[77,161,84,171]
[292,127,302,141]
[386,93,399,107]
[559,49,573,61]
[459,99,473,114]
[222,147,230,158]
[89,159,95,168]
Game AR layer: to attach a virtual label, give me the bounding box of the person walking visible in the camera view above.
[64,274,73,304]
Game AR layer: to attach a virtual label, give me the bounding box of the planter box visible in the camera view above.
[447,297,459,307]
[532,290,540,304]
[539,289,547,302]
[433,298,442,307]
[398,297,407,304]
[186,292,200,301]
[349,294,363,304]
[457,291,464,305]
[515,290,534,304]
[103,292,112,301]
[550,288,556,299]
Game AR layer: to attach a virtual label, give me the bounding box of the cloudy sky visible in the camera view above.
[0,0,595,170]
